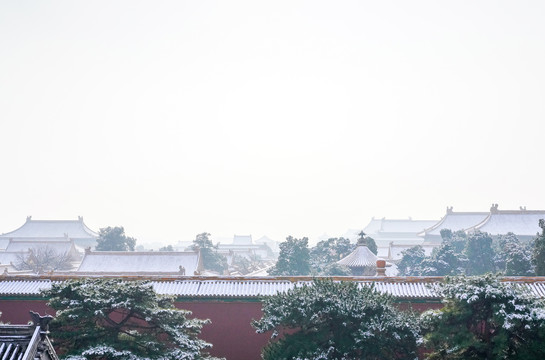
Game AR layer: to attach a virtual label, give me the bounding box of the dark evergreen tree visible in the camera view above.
[464,231,495,275]
[95,226,136,251]
[495,233,534,276]
[532,219,545,275]
[191,233,228,273]
[268,236,310,276]
[420,242,466,276]
[398,245,426,276]
[253,279,420,360]
[309,237,353,274]
[43,278,220,360]
[421,274,545,359]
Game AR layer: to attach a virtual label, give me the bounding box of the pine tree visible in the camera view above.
[191,233,228,273]
[464,231,495,275]
[253,279,420,360]
[421,274,545,359]
[43,278,221,360]
[268,236,311,276]
[532,219,545,275]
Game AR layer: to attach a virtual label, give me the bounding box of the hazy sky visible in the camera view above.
[1,1,544,247]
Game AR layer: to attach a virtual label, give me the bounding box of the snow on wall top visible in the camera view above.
[76,251,200,274]
[0,217,98,239]
[1,277,545,300]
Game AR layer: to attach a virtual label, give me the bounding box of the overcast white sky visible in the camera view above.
[1,1,544,247]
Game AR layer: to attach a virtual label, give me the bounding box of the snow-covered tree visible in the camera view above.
[495,233,534,276]
[14,246,76,273]
[268,236,311,276]
[191,232,228,273]
[464,231,495,275]
[96,226,137,251]
[253,279,420,360]
[398,245,426,276]
[310,237,353,275]
[421,274,545,359]
[532,219,545,275]
[43,279,221,360]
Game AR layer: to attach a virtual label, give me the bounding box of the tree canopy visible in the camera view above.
[309,237,353,275]
[253,279,420,360]
[191,232,227,273]
[421,274,545,359]
[95,226,136,251]
[43,278,220,360]
[14,246,75,273]
[532,219,545,275]
[268,236,311,276]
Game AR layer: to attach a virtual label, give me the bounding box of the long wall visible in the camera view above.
[0,297,441,360]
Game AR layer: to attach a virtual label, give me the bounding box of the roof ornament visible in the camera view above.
[357,231,366,245]
[446,206,453,214]
[490,204,499,213]
[179,266,186,275]
[26,216,32,222]
[30,311,54,334]
[520,206,527,212]
[78,216,83,222]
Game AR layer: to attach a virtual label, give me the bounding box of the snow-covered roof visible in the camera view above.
[4,240,78,254]
[0,217,98,239]
[418,209,489,237]
[379,219,437,233]
[2,276,545,300]
[467,209,545,237]
[337,245,379,268]
[233,235,253,245]
[76,251,201,274]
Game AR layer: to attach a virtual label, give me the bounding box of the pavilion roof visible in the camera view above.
[337,245,379,268]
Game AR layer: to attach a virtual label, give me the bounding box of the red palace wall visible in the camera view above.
[0,298,442,360]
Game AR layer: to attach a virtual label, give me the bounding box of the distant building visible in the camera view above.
[0,216,98,249]
[76,249,202,275]
[417,207,489,243]
[361,217,437,246]
[419,205,545,242]
[465,204,545,241]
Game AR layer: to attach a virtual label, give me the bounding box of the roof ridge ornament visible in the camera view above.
[490,203,499,213]
[446,206,453,214]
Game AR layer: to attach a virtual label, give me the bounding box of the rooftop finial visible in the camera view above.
[26,216,32,222]
[446,206,453,214]
[490,204,499,213]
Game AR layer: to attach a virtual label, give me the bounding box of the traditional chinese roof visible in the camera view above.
[76,251,201,275]
[0,314,59,360]
[418,207,489,237]
[362,218,437,244]
[466,206,545,237]
[337,244,379,268]
[233,235,253,245]
[0,217,98,240]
